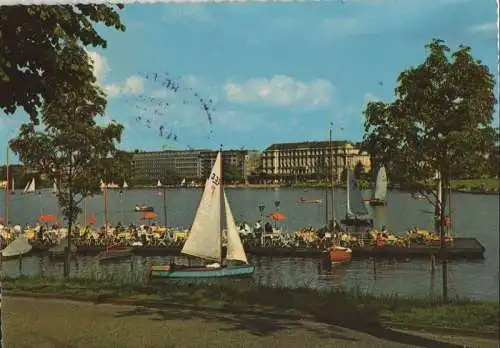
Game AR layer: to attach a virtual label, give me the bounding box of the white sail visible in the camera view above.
[347,169,369,217]
[181,178,186,185]
[181,152,223,262]
[25,178,36,193]
[1,234,32,257]
[223,190,248,264]
[157,180,162,187]
[373,166,388,201]
[52,180,58,194]
[100,179,106,191]
[123,180,128,189]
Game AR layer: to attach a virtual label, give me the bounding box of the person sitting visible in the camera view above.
[264,222,273,234]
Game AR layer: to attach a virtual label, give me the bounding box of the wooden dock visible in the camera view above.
[28,237,486,260]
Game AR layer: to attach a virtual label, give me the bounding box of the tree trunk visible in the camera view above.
[440,172,449,302]
[64,216,72,278]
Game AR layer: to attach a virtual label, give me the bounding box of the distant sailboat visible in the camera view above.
[157,179,162,187]
[369,166,388,206]
[122,180,129,189]
[150,151,255,279]
[24,178,36,194]
[180,178,186,187]
[52,180,58,194]
[341,168,373,227]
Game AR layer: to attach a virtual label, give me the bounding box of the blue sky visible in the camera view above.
[0,0,498,162]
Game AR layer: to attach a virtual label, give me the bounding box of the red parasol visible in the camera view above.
[268,212,286,221]
[39,214,58,223]
[142,212,158,220]
[88,212,95,225]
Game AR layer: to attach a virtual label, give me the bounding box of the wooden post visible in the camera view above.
[430,254,436,271]
[0,279,3,348]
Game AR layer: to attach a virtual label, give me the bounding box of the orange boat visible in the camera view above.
[329,246,352,264]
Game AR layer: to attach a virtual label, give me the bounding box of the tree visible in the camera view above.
[0,4,125,124]
[9,60,126,277]
[362,38,497,301]
[224,164,243,183]
[353,161,364,180]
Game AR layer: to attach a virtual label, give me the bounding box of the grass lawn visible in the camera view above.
[2,276,498,334]
[451,178,499,191]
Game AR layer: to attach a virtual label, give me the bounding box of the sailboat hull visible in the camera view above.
[369,199,386,206]
[341,217,373,227]
[150,264,255,279]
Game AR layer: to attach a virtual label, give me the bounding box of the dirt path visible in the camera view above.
[3,297,498,348]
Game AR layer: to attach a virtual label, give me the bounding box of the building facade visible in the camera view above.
[131,149,258,183]
[131,150,203,182]
[260,140,371,182]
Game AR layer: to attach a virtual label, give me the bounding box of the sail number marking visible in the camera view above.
[211,173,220,186]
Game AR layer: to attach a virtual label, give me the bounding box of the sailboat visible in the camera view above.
[122,180,129,189]
[150,151,255,279]
[341,168,373,227]
[99,180,132,263]
[180,178,186,187]
[24,178,36,194]
[325,126,352,265]
[1,234,33,259]
[52,180,58,194]
[369,166,388,206]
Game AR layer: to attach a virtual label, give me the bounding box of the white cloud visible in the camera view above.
[223,75,334,108]
[163,5,211,23]
[469,22,497,36]
[87,51,109,82]
[364,93,380,104]
[321,17,364,39]
[104,75,145,98]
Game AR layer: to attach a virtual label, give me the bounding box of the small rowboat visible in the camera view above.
[297,198,322,204]
[329,246,352,264]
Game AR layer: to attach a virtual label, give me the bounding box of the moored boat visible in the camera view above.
[329,245,352,264]
[369,166,388,206]
[297,197,322,204]
[99,248,133,262]
[1,234,33,259]
[150,151,255,279]
[341,168,373,227]
[134,205,155,212]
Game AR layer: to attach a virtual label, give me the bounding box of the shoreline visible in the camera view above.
[2,276,498,338]
[104,183,499,194]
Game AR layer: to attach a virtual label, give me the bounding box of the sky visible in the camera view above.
[0,0,498,162]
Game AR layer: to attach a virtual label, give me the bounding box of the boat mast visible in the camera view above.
[324,147,329,226]
[329,125,335,225]
[104,181,108,252]
[345,167,350,219]
[5,147,9,225]
[219,145,224,263]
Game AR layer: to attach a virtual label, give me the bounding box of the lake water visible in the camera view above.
[1,188,498,301]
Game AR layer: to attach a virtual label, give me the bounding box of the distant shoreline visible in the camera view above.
[20,179,499,195]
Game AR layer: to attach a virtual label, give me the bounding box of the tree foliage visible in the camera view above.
[0,4,125,123]
[9,82,126,231]
[362,39,497,209]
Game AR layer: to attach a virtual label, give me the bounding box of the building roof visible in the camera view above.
[264,140,352,152]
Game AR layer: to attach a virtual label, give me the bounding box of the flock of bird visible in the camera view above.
[124,71,217,150]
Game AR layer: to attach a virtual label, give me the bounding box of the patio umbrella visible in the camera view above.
[268,212,286,221]
[39,214,58,224]
[141,212,158,225]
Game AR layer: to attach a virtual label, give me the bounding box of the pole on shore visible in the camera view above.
[162,185,167,228]
[0,280,3,348]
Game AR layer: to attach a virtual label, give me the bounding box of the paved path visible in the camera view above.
[3,297,498,348]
